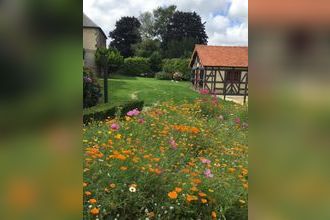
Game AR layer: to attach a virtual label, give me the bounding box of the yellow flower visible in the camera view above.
[168,191,178,199]
[120,166,128,171]
[114,134,122,139]
[239,199,246,204]
[228,168,236,173]
[190,186,198,192]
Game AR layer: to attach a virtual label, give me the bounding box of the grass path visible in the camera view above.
[98,75,201,107]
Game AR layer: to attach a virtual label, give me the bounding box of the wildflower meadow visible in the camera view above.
[83,95,248,220]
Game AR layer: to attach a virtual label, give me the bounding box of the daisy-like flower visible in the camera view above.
[111,123,120,131]
[204,169,214,178]
[129,184,137,192]
[127,108,140,116]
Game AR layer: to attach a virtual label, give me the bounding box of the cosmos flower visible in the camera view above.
[111,123,120,130]
[127,108,140,116]
[204,169,214,178]
[200,158,211,164]
[169,138,177,149]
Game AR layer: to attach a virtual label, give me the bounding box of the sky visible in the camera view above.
[83,0,248,46]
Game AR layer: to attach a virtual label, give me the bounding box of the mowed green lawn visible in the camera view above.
[97,75,201,107]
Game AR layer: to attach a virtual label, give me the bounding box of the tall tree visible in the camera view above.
[132,39,161,58]
[109,16,141,57]
[153,5,177,41]
[138,12,155,40]
[162,11,208,58]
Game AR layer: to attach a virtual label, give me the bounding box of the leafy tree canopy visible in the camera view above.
[109,16,141,57]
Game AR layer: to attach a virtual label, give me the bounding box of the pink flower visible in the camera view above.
[235,117,241,124]
[200,158,211,164]
[110,123,120,130]
[199,89,209,95]
[204,169,214,178]
[127,108,140,117]
[169,138,177,149]
[138,118,145,124]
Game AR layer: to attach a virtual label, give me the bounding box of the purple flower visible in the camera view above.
[200,158,211,164]
[127,108,140,117]
[204,169,214,178]
[110,123,120,130]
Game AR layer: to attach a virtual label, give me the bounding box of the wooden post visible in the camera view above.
[243,72,248,104]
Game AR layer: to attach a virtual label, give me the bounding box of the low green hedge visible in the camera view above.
[83,100,144,124]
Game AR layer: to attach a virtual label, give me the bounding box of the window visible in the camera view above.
[225,70,241,83]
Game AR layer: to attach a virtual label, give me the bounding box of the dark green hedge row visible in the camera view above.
[83,100,144,124]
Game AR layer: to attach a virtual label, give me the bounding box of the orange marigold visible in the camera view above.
[201,198,208,204]
[175,187,182,193]
[186,194,198,202]
[85,191,92,196]
[211,211,217,219]
[89,198,97,204]
[192,178,202,184]
[198,192,207,197]
[168,191,178,199]
[90,207,99,215]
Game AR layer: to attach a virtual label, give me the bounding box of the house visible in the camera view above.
[189,45,248,103]
[83,13,107,75]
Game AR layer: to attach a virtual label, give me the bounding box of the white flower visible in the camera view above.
[129,186,137,192]
[88,205,92,208]
[170,206,174,210]
[145,208,149,213]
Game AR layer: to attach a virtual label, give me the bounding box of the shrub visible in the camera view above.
[83,70,102,108]
[95,47,124,76]
[83,100,144,123]
[155,71,173,80]
[162,58,191,80]
[149,52,163,72]
[117,57,151,76]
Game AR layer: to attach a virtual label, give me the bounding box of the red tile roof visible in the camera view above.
[190,45,248,68]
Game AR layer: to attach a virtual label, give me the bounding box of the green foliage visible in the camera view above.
[138,12,156,40]
[110,16,142,57]
[155,71,173,80]
[162,58,191,80]
[95,47,124,73]
[133,39,161,58]
[153,5,177,41]
[83,69,102,108]
[83,100,144,123]
[149,52,163,72]
[162,11,208,58]
[117,57,151,76]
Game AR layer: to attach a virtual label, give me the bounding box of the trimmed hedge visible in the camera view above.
[83,100,144,124]
[117,57,151,76]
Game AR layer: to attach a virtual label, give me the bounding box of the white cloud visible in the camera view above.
[83,0,248,46]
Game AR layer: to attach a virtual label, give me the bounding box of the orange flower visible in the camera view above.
[168,191,178,199]
[115,154,126,161]
[85,191,91,196]
[89,198,97,204]
[201,198,208,204]
[198,192,207,197]
[83,182,88,187]
[192,178,202,184]
[175,187,182,193]
[186,194,198,202]
[211,211,217,219]
[120,166,128,171]
[190,186,198,192]
[243,183,248,189]
[90,207,99,215]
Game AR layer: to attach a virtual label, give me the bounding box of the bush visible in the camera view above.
[162,58,191,80]
[83,100,144,123]
[117,57,151,76]
[149,52,163,72]
[155,71,173,80]
[83,69,102,108]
